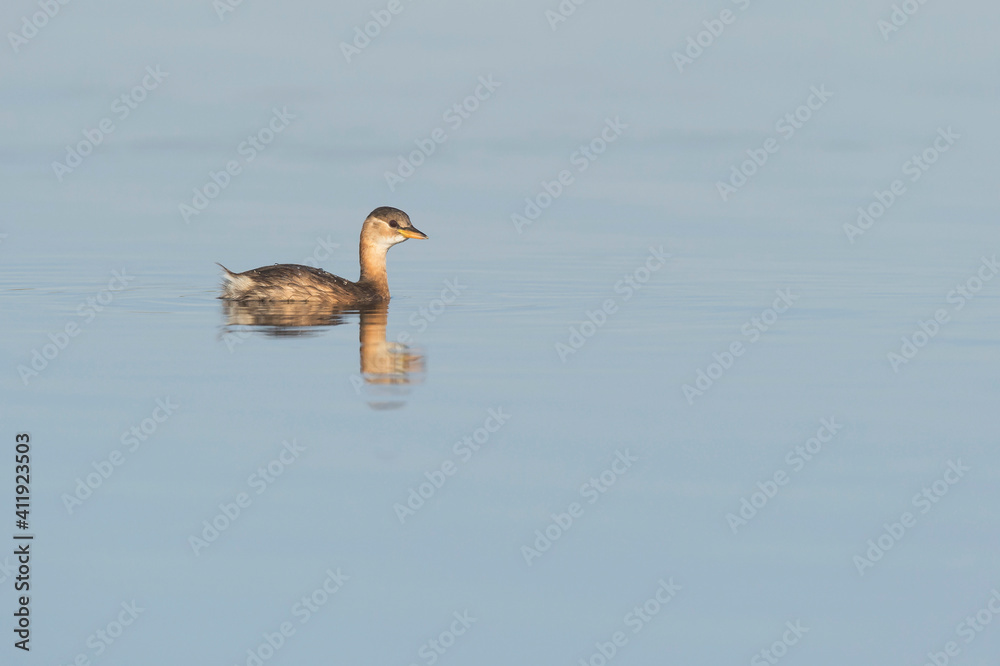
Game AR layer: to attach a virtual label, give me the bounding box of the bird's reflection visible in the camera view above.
[220,301,425,409]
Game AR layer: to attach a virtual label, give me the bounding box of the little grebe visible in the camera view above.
[218,207,427,303]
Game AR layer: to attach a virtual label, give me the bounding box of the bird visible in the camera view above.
[218,207,427,304]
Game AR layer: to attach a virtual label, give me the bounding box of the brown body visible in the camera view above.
[218,263,387,303]
[218,207,426,304]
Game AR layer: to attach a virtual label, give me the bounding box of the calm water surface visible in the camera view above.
[3,1,1000,664]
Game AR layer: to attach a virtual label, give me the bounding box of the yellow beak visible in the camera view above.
[398,226,428,240]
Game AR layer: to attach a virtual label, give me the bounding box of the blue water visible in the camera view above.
[3,1,1000,664]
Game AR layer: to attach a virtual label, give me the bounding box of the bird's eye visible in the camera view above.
[388,220,399,228]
